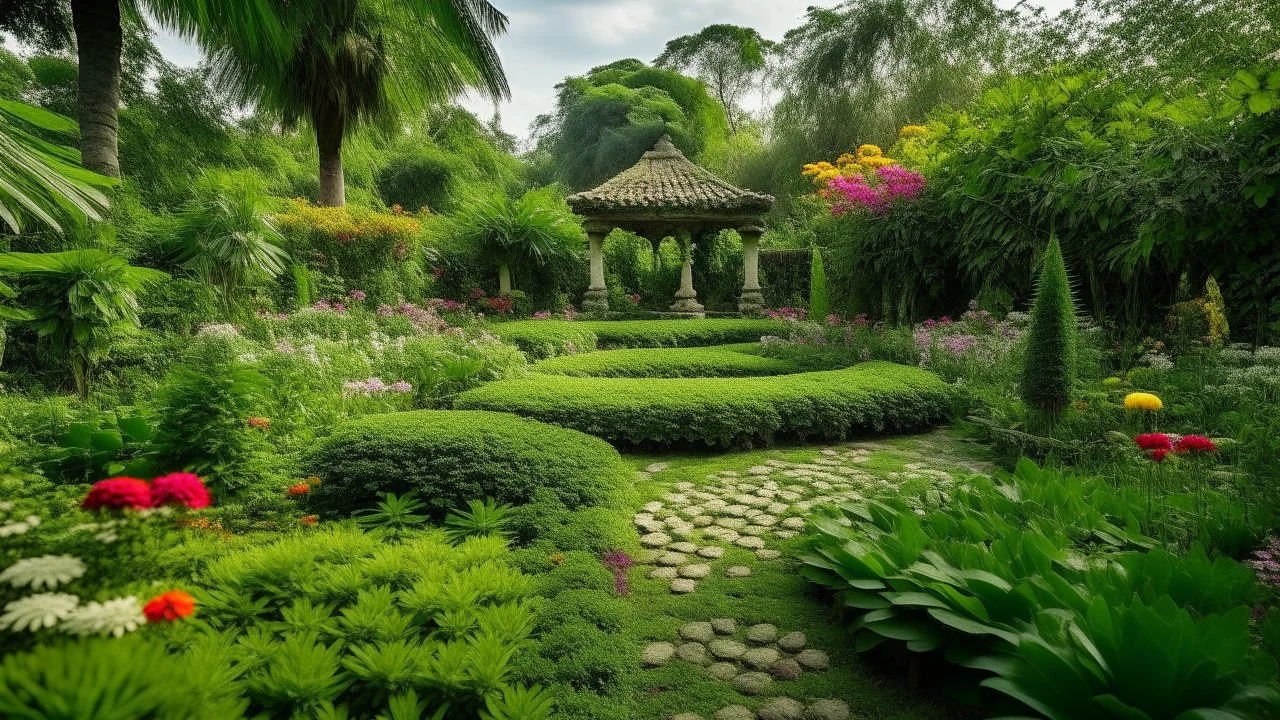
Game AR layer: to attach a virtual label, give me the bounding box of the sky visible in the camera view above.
[11,0,1076,140]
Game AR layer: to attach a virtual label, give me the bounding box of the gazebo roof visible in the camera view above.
[566,135,774,219]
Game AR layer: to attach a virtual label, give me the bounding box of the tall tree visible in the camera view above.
[206,0,510,206]
[655,24,776,134]
[0,0,288,178]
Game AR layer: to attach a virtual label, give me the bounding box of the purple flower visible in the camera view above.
[333,303,347,313]
[391,380,413,393]
[602,551,635,596]
[939,334,978,354]
[533,310,551,320]
[313,299,332,311]
[349,289,366,301]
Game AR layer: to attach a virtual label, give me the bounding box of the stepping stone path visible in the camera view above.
[640,439,980,720]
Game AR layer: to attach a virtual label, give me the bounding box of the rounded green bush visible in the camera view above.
[306,410,630,515]
[532,343,796,378]
[455,362,951,447]
[493,319,787,359]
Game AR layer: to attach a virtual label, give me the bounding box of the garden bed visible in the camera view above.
[454,361,952,447]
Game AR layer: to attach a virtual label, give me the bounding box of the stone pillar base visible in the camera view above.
[582,288,609,314]
[738,288,765,317]
[669,293,705,315]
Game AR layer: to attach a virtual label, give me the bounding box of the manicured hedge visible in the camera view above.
[454,362,952,447]
[531,343,796,378]
[306,410,631,515]
[493,319,787,359]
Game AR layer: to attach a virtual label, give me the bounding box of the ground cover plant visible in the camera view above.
[531,343,796,378]
[454,362,952,447]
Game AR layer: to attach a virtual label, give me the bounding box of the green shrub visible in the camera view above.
[507,488,638,556]
[531,343,795,378]
[1019,236,1077,424]
[808,246,830,320]
[306,410,629,516]
[493,319,788,359]
[455,362,951,447]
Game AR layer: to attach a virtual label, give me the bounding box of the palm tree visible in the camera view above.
[206,0,510,206]
[0,98,113,234]
[450,187,584,294]
[0,0,289,178]
[0,250,167,397]
[173,170,289,311]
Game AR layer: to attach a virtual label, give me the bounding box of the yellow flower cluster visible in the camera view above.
[274,199,421,242]
[898,125,928,139]
[1123,392,1163,411]
[801,144,897,187]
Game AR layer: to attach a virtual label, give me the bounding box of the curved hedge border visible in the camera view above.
[306,410,632,515]
[493,319,787,359]
[454,362,952,447]
[531,343,797,378]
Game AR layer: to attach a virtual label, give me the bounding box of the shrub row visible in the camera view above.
[454,361,952,447]
[531,343,796,378]
[492,319,787,359]
[306,410,632,515]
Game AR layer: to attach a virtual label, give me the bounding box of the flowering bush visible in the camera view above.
[765,306,808,321]
[273,200,421,292]
[81,478,152,512]
[149,473,212,510]
[1173,434,1217,454]
[828,165,927,215]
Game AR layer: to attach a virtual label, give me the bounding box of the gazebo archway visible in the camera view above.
[566,135,775,316]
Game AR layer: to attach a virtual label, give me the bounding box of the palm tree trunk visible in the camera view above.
[71,0,122,178]
[315,111,345,207]
[498,264,511,294]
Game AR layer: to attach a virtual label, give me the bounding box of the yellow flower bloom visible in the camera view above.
[856,144,883,158]
[898,125,928,139]
[835,152,856,167]
[1123,392,1163,411]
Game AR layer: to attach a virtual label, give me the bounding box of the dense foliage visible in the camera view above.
[531,344,795,378]
[493,318,786,359]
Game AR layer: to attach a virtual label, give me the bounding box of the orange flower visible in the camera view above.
[300,515,319,526]
[287,483,311,497]
[143,590,196,623]
[247,416,271,431]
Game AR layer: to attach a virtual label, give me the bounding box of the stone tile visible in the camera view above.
[777,631,807,652]
[707,661,739,681]
[742,646,780,670]
[732,671,772,695]
[697,546,725,559]
[677,641,711,665]
[648,567,679,579]
[746,624,778,645]
[680,563,711,579]
[640,532,672,547]
[795,649,829,670]
[671,579,698,594]
[735,536,765,550]
[725,565,752,577]
[656,552,688,566]
[708,638,747,660]
[710,618,736,635]
[755,549,782,560]
[642,641,674,667]
[757,698,804,720]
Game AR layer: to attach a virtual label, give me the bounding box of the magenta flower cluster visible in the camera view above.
[602,551,634,596]
[765,307,808,321]
[828,166,926,215]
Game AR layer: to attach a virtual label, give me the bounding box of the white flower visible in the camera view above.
[60,596,145,637]
[0,593,79,631]
[0,501,13,512]
[0,521,31,537]
[0,555,87,590]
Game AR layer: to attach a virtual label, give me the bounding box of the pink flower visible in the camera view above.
[333,303,346,313]
[348,289,366,301]
[312,299,332,311]
[825,314,842,326]
[533,310,551,320]
[1135,433,1173,451]
[469,288,486,300]
[150,472,212,510]
[391,381,413,393]
[1173,435,1217,454]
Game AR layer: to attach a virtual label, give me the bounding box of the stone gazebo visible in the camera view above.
[567,135,775,316]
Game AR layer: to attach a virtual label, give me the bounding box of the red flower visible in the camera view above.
[143,590,196,623]
[1134,433,1173,451]
[246,416,271,431]
[1151,448,1169,463]
[151,472,212,510]
[299,514,318,525]
[82,477,152,511]
[287,483,311,497]
[1174,435,1217,454]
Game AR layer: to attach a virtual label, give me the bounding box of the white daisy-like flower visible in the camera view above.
[94,531,119,544]
[60,596,145,637]
[0,555,87,590]
[0,521,31,537]
[0,593,79,631]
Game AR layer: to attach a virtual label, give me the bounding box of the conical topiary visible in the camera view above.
[1019,236,1076,424]
[809,246,830,321]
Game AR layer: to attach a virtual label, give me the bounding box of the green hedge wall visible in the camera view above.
[531,343,795,378]
[493,319,788,359]
[454,362,952,447]
[306,410,632,515]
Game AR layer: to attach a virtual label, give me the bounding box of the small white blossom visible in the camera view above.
[60,596,145,637]
[0,521,31,537]
[0,555,87,590]
[0,501,13,512]
[0,593,79,631]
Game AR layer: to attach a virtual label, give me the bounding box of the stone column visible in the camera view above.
[738,227,765,316]
[582,231,609,313]
[669,231,705,315]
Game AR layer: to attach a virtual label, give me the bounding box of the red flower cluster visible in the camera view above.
[246,416,271,431]
[485,295,514,314]
[81,477,152,511]
[151,472,212,509]
[1174,435,1217,454]
[287,482,312,497]
[299,514,319,525]
[143,590,196,623]
[1151,448,1169,463]
[81,473,212,511]
[1134,433,1173,451]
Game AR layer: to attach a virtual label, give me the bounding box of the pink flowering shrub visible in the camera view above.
[828,165,926,215]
